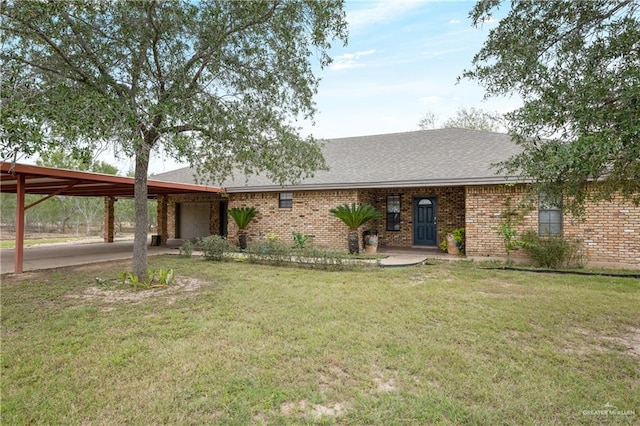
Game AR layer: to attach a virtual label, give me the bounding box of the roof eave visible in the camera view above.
[225,176,527,193]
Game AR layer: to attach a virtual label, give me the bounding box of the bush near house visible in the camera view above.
[521,231,583,269]
[199,235,230,261]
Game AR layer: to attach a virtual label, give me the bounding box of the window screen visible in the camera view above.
[279,192,293,209]
[386,195,401,231]
[538,194,562,236]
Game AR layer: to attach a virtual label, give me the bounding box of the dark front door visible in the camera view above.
[413,197,437,246]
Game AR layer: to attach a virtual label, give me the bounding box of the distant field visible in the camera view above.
[0,233,133,249]
[2,258,638,424]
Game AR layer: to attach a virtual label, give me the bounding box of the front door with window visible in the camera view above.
[413,197,437,246]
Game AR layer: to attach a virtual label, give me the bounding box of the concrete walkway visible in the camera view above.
[377,247,460,267]
[0,240,457,275]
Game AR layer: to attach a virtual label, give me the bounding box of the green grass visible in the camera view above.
[0,236,102,249]
[2,258,638,424]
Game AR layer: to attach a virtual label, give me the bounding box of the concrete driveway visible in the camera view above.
[0,240,179,274]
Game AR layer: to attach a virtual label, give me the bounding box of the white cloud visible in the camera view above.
[419,96,441,105]
[420,47,464,58]
[449,19,461,24]
[330,49,376,71]
[347,0,425,32]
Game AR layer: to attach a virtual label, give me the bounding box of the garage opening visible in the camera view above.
[177,202,211,240]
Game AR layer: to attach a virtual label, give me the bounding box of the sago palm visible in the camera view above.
[329,203,382,254]
[228,207,257,249]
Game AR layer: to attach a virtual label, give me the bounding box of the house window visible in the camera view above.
[386,195,401,231]
[539,194,562,236]
[279,192,293,209]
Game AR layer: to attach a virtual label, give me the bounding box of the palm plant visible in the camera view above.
[228,207,258,249]
[329,203,382,254]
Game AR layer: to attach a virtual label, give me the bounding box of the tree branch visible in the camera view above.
[2,12,101,94]
[0,54,87,85]
[59,9,129,99]
[159,123,214,137]
[183,0,282,92]
[147,0,166,94]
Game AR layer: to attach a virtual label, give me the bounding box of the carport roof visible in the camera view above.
[0,162,223,197]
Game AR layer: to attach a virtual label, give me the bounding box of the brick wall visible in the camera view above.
[227,190,361,250]
[563,192,639,268]
[227,187,466,250]
[466,184,640,268]
[166,184,638,268]
[363,187,465,248]
[167,187,466,250]
[465,184,535,258]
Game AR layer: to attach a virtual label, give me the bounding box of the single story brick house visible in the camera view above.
[154,128,639,269]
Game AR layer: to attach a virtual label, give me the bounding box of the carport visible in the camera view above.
[0,162,223,273]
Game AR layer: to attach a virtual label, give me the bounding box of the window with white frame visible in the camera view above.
[279,192,293,209]
[538,194,562,236]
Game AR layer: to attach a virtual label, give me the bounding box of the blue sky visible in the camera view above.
[146,0,522,174]
[300,0,520,139]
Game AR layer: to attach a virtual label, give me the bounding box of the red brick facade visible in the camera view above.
[361,187,465,248]
[165,184,639,268]
[225,187,466,251]
[465,184,640,268]
[227,190,360,250]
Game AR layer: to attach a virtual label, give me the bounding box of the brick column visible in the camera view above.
[104,196,115,242]
[157,195,168,245]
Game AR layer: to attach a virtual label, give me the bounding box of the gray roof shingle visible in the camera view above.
[153,128,522,192]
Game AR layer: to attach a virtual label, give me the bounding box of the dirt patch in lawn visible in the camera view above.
[372,365,398,393]
[568,327,640,358]
[67,276,206,306]
[279,400,348,420]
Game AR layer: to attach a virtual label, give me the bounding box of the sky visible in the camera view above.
[135,0,522,175]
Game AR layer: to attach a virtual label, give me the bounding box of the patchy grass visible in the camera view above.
[0,235,109,249]
[0,237,95,249]
[1,258,638,424]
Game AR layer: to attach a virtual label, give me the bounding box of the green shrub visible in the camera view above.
[199,235,230,261]
[120,267,176,289]
[244,241,363,271]
[292,231,313,249]
[180,240,193,258]
[299,247,353,271]
[247,237,291,266]
[521,231,583,268]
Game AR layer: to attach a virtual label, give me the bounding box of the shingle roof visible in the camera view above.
[153,128,523,192]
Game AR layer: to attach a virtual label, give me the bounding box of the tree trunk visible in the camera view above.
[238,232,247,250]
[132,138,152,280]
[347,231,359,254]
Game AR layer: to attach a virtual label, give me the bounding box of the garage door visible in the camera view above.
[178,202,211,240]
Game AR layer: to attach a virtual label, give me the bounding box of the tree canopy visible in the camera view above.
[1,0,347,277]
[463,0,640,215]
[442,107,501,132]
[417,107,501,132]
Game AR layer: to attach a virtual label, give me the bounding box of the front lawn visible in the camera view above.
[1,258,638,424]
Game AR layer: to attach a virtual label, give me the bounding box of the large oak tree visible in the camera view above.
[464,0,639,215]
[1,0,347,277]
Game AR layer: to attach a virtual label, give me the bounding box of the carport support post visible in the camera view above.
[104,196,115,243]
[14,174,25,274]
[157,195,168,246]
